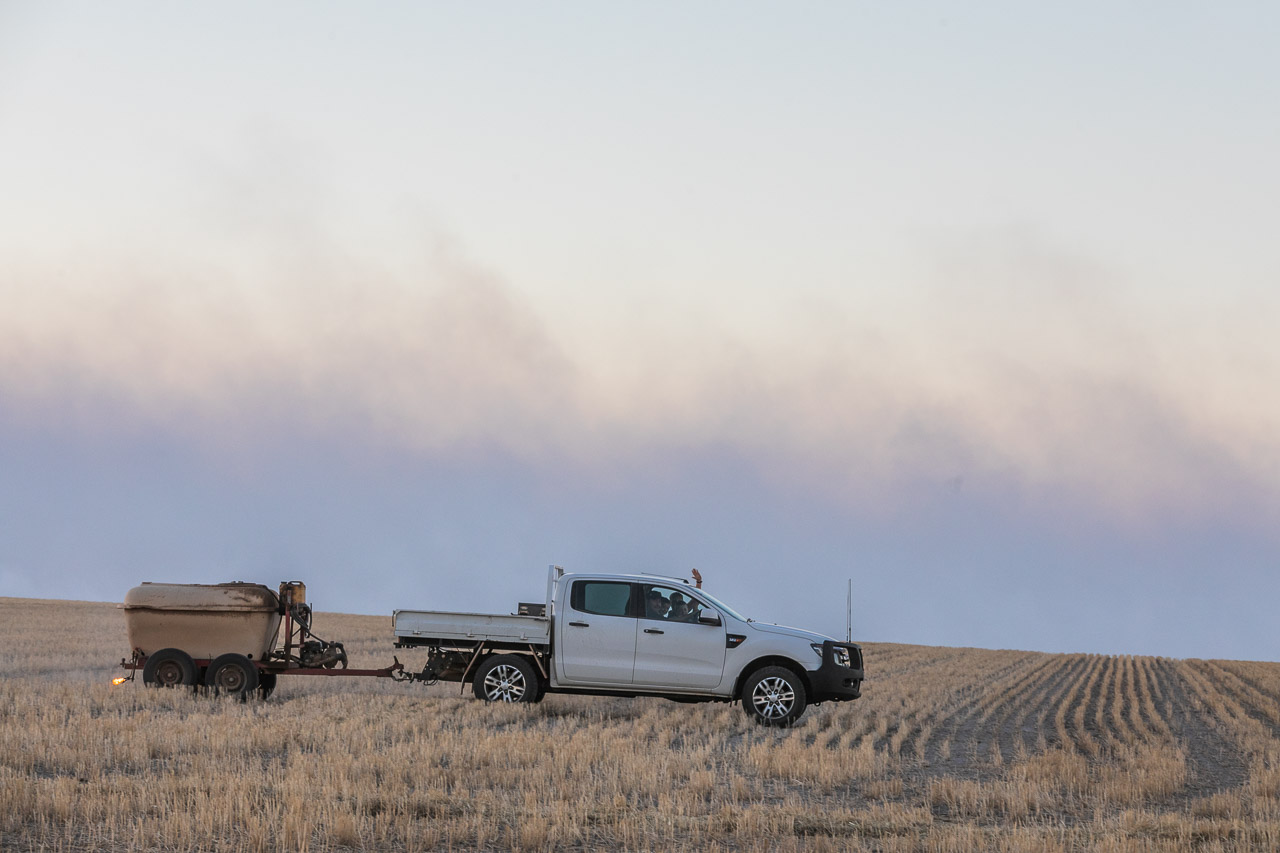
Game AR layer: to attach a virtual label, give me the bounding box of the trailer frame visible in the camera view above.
[120,653,406,680]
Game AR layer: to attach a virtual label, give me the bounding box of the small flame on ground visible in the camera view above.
[112,677,127,685]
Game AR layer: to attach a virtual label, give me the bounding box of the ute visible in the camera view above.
[394,566,864,726]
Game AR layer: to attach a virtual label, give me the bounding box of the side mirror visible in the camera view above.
[698,613,722,627]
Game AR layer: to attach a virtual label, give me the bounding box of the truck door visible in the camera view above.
[633,584,727,688]
[557,580,636,684]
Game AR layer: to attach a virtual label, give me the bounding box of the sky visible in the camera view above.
[1,3,1278,660]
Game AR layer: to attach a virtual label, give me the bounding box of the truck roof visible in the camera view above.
[561,570,697,586]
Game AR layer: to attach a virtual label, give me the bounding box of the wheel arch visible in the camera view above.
[733,655,811,700]
[472,652,543,703]
[468,650,546,684]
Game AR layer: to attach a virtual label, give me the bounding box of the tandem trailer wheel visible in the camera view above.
[203,653,260,697]
[142,648,198,688]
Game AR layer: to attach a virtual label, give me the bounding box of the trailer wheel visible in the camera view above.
[204,653,260,697]
[742,666,807,727]
[473,655,538,703]
[257,671,278,700]
[142,648,197,688]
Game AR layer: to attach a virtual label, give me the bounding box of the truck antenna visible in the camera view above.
[846,578,852,643]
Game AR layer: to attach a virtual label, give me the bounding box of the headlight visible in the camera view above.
[812,644,853,667]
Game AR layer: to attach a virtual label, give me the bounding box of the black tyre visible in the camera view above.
[257,671,278,700]
[203,653,260,696]
[142,648,197,688]
[742,665,807,727]
[472,655,539,703]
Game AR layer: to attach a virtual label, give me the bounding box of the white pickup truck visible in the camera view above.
[394,566,863,726]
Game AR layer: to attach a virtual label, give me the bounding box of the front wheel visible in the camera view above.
[742,666,807,727]
[472,655,541,703]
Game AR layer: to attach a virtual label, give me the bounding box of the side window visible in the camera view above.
[642,584,705,622]
[571,581,633,617]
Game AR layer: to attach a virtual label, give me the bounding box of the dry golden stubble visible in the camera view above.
[4,597,1280,851]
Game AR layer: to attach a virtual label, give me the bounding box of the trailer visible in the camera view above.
[117,580,407,697]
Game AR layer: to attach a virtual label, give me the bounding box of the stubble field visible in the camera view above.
[3,597,1280,851]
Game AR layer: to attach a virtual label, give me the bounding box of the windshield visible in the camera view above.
[693,588,750,623]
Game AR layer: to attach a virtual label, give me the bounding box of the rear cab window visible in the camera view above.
[571,581,633,617]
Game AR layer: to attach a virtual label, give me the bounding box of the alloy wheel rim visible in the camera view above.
[751,676,795,718]
[484,665,527,701]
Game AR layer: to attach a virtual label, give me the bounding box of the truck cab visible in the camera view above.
[550,568,862,724]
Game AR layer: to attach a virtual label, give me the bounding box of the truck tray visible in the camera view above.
[393,610,550,646]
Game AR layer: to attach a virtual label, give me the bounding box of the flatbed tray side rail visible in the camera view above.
[393,610,551,647]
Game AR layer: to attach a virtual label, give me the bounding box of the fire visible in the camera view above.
[112,677,127,686]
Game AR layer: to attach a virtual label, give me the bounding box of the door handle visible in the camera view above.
[569,621,590,628]
[644,628,665,635]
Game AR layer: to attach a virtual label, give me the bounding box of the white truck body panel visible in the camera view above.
[633,618,726,688]
[558,610,636,683]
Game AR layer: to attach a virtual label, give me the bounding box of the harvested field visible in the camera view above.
[3,597,1280,851]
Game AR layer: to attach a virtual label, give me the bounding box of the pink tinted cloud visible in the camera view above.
[1,237,1276,532]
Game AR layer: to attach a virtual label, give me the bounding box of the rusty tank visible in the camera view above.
[122,582,283,661]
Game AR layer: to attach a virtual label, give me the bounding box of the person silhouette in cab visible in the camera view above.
[645,589,669,619]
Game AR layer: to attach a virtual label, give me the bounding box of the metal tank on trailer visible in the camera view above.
[122,581,283,661]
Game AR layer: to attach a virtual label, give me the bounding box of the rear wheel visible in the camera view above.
[203,654,259,697]
[142,648,197,688]
[472,655,540,703]
[742,666,807,727]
